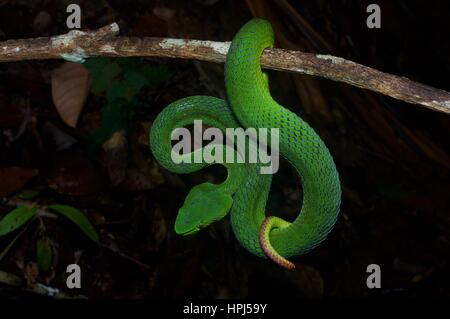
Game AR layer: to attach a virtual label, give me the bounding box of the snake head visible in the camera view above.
[175,182,233,236]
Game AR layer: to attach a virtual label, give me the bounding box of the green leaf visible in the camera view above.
[48,204,99,244]
[37,237,53,272]
[0,206,37,236]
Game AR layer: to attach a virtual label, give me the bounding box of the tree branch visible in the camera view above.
[1,23,449,114]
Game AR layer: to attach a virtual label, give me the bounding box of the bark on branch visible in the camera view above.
[1,23,449,114]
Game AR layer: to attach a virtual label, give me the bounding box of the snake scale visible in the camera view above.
[150,19,341,269]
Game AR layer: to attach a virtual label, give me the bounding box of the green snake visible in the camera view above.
[150,19,341,269]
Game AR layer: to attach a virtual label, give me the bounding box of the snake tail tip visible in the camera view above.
[259,216,296,270]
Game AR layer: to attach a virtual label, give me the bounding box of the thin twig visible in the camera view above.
[0,23,449,114]
[101,243,153,272]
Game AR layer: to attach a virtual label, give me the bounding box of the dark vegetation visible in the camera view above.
[0,0,449,298]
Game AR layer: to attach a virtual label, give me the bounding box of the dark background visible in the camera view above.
[0,0,449,299]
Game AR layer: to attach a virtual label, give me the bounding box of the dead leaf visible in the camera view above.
[0,167,37,197]
[51,62,90,128]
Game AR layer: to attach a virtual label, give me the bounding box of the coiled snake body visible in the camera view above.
[150,19,341,269]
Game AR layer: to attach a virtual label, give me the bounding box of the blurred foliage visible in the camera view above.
[0,0,449,299]
[84,57,170,151]
[0,203,99,275]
